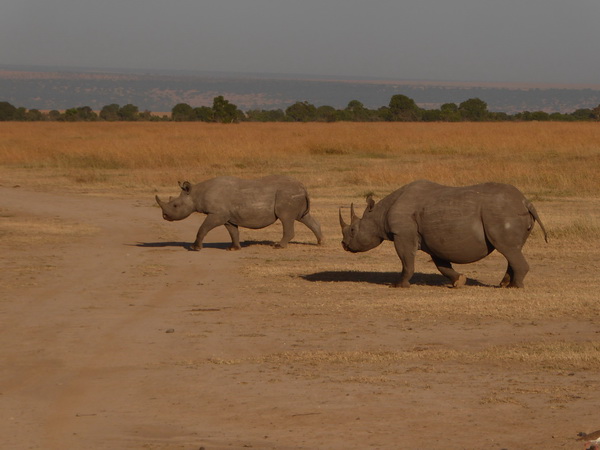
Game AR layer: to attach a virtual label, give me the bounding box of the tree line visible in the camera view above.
[2,94,600,122]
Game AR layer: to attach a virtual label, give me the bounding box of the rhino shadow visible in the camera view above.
[243,240,321,248]
[134,240,318,251]
[301,271,489,287]
[134,241,231,250]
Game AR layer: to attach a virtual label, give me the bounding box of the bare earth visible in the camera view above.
[1,186,599,449]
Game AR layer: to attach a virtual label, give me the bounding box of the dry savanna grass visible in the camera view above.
[2,121,600,378]
[0,209,99,289]
[1,121,599,197]
[202,340,600,372]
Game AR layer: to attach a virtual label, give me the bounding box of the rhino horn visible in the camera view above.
[155,195,166,208]
[351,203,360,223]
[339,208,348,229]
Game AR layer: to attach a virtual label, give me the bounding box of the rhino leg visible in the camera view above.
[499,266,512,287]
[483,212,531,287]
[432,256,467,288]
[299,213,324,245]
[496,249,529,288]
[392,235,418,288]
[224,223,242,251]
[192,214,228,251]
[274,216,295,248]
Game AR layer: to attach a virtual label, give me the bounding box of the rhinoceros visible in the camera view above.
[156,175,323,251]
[339,180,548,288]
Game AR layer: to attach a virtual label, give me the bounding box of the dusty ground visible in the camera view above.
[1,184,599,449]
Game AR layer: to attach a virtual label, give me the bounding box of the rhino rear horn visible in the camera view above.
[350,203,359,223]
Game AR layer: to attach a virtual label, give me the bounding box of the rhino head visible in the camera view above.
[339,196,383,253]
[155,181,196,221]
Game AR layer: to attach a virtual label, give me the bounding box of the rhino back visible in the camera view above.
[191,175,306,228]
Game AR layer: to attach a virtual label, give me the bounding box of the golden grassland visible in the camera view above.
[1,121,599,197]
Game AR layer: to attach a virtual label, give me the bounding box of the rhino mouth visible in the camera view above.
[341,242,358,253]
[162,213,174,221]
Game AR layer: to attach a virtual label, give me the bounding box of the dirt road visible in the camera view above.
[1,186,598,449]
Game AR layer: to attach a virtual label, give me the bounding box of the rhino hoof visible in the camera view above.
[452,274,467,288]
[227,245,241,251]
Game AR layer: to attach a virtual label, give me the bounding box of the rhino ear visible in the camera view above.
[179,181,192,194]
[365,195,375,212]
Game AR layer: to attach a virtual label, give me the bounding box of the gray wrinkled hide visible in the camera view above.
[340,180,548,288]
[156,175,323,251]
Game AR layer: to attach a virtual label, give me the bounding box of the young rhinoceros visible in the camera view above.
[340,180,548,288]
[156,175,323,251]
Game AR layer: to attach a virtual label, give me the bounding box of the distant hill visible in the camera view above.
[2,65,600,114]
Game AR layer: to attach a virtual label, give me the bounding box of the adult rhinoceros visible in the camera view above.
[156,175,323,251]
[339,180,548,288]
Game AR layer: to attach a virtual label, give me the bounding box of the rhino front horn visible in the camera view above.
[339,208,348,229]
[155,195,165,207]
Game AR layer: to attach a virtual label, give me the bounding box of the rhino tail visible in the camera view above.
[526,200,549,243]
[301,190,311,219]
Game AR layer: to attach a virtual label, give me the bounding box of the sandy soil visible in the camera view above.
[1,185,599,449]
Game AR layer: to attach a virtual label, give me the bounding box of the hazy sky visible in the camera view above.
[1,0,599,84]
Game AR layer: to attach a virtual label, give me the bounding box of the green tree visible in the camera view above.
[100,104,120,121]
[48,110,62,121]
[64,106,97,121]
[25,109,45,121]
[421,109,442,122]
[376,106,392,121]
[440,103,460,121]
[138,110,154,121]
[0,102,17,120]
[286,101,317,122]
[458,98,488,121]
[119,104,139,121]
[64,108,79,121]
[14,107,27,120]
[344,100,373,121]
[316,105,338,122]
[194,106,214,122]
[490,112,512,121]
[530,111,550,121]
[549,112,571,121]
[172,103,195,121]
[246,109,285,122]
[212,96,240,123]
[388,94,421,121]
[571,108,594,121]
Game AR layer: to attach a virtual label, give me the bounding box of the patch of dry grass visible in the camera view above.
[0,212,98,289]
[0,214,98,245]
[1,122,599,196]
[198,340,600,372]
